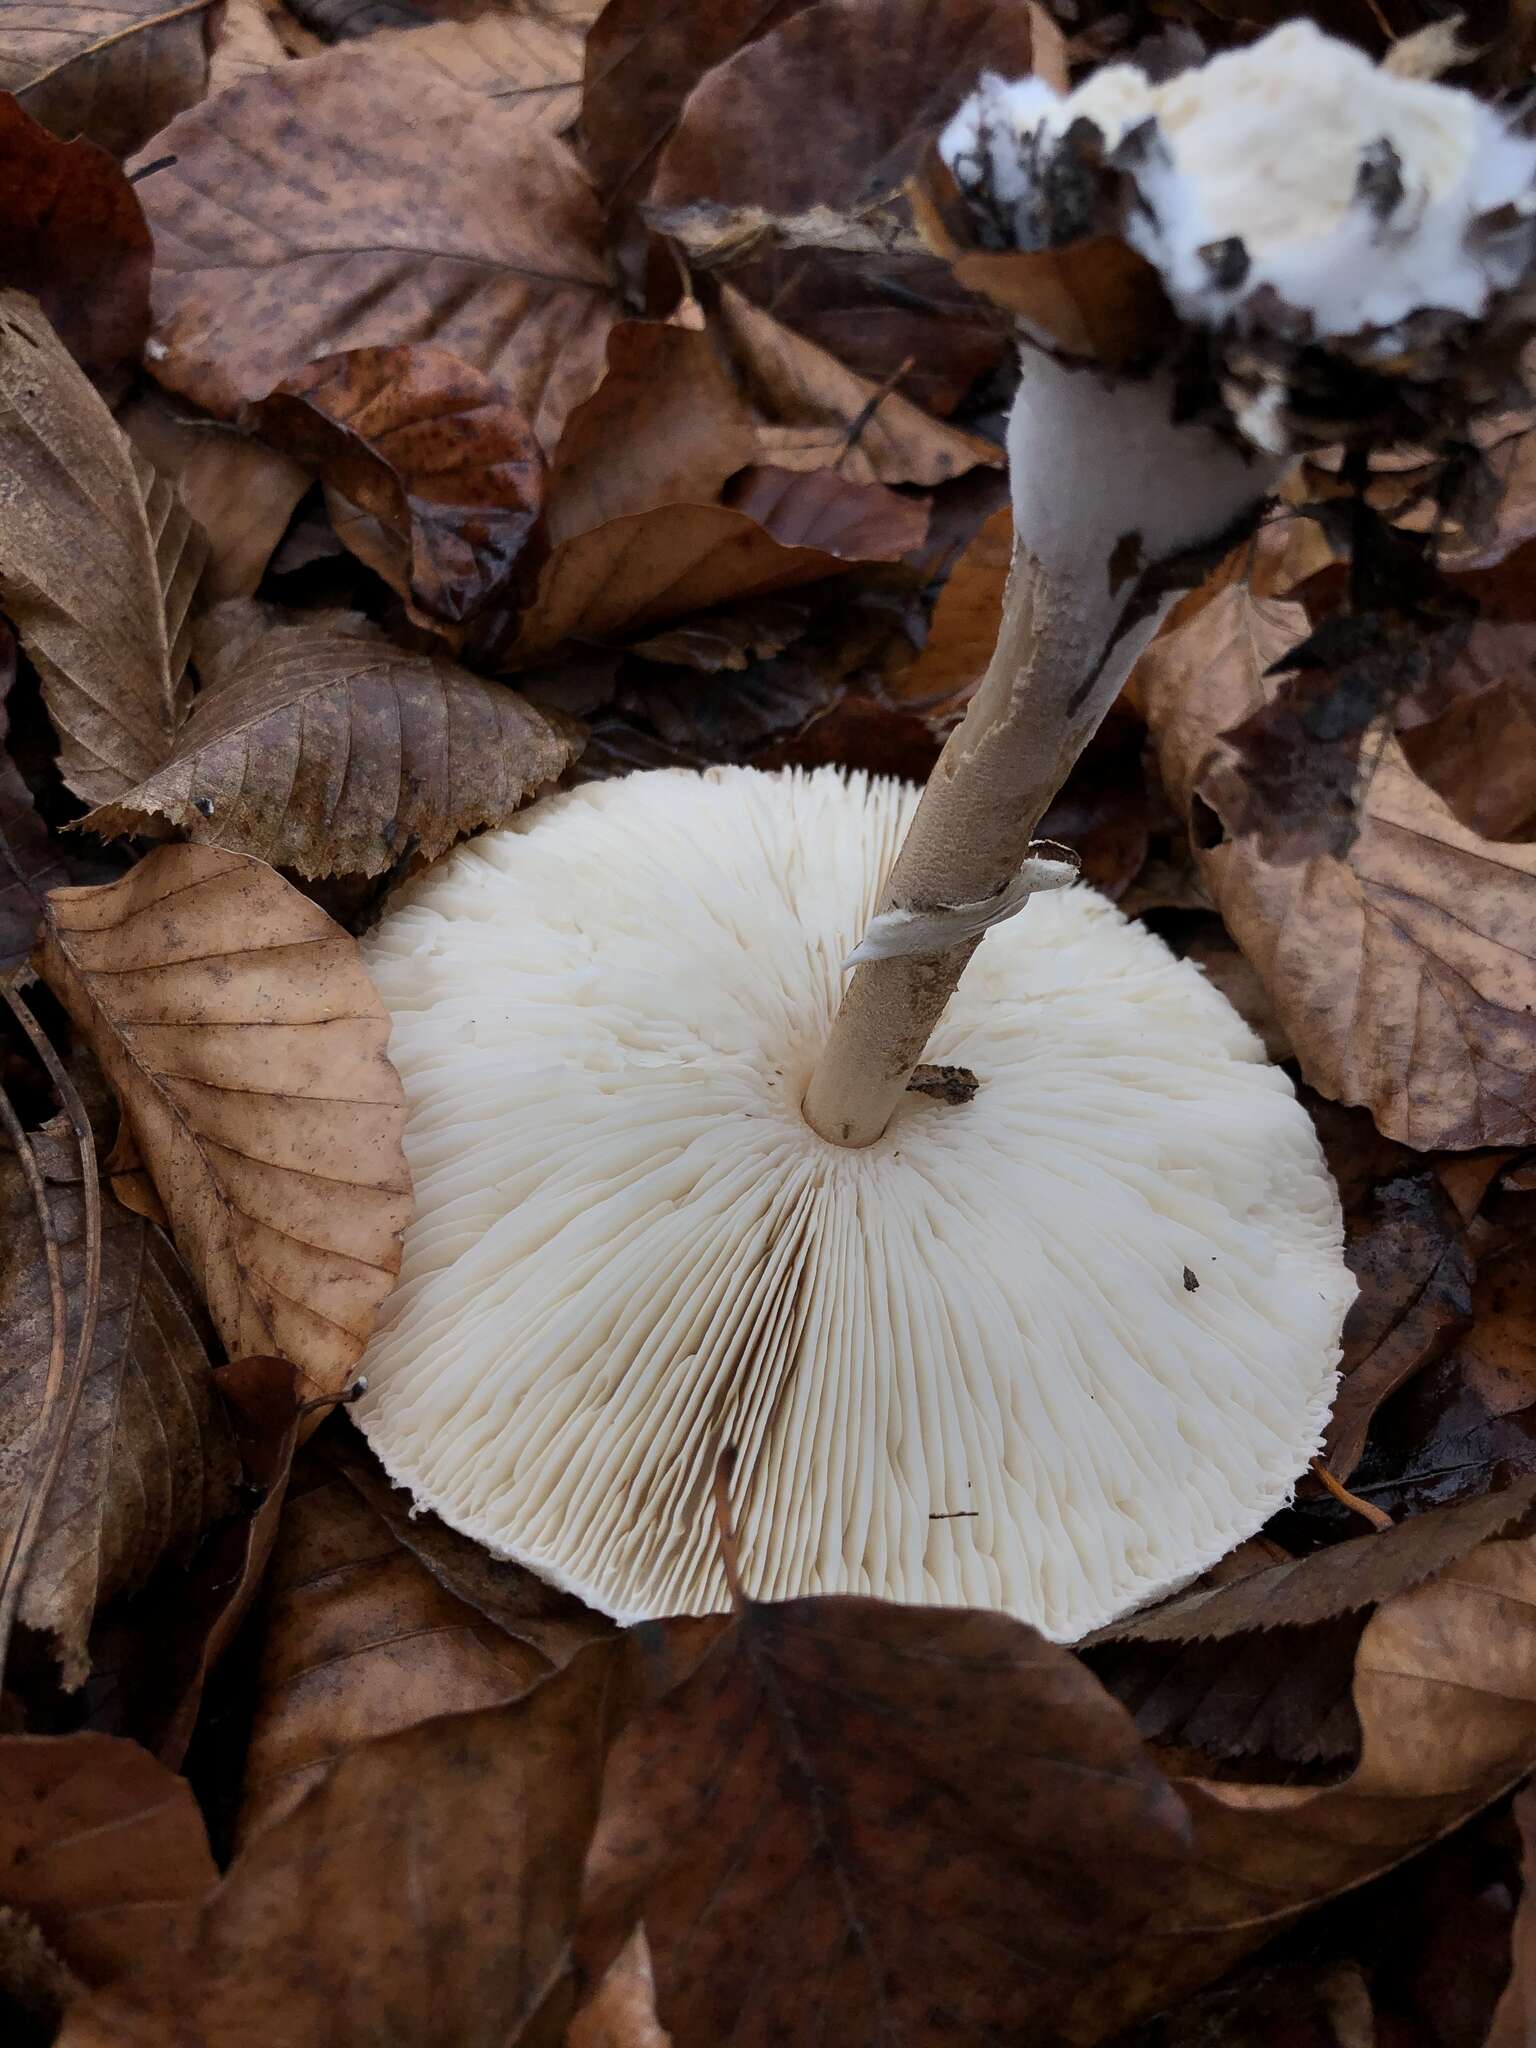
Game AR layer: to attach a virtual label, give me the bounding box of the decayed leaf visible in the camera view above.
[0,1732,215,1989]
[119,391,309,605]
[1,679,66,982]
[511,469,925,660]
[579,1598,1191,2044]
[0,0,214,159]
[0,97,151,389]
[580,0,813,208]
[70,1648,617,2045]
[0,1161,238,1687]
[0,293,202,805]
[131,45,615,448]
[545,320,757,545]
[717,283,1001,489]
[893,501,1009,709]
[36,843,412,1400]
[83,605,579,875]
[373,11,584,129]
[1141,576,1536,1149]
[246,346,545,626]
[237,1452,568,1843]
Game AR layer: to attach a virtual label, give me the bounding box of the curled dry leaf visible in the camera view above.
[0,97,151,389]
[131,45,615,448]
[0,293,202,806]
[372,11,585,131]
[0,0,214,160]
[545,320,757,546]
[69,1647,617,2045]
[0,1732,215,1990]
[36,843,412,1401]
[580,1599,1191,2044]
[237,1450,572,1844]
[0,1162,238,1689]
[717,283,1001,489]
[83,605,579,877]
[247,345,545,628]
[119,392,310,606]
[510,468,926,660]
[1141,576,1536,1149]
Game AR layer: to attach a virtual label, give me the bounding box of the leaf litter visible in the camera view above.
[1,2,1536,2044]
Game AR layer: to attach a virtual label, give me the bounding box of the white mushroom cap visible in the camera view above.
[941,21,1536,342]
[356,766,1352,1637]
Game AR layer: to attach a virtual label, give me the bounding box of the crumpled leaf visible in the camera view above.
[36,843,413,1401]
[0,293,202,805]
[0,1159,238,1689]
[131,43,615,448]
[509,468,926,661]
[1141,575,1536,1149]
[66,1646,618,2046]
[0,97,151,389]
[0,1732,215,1990]
[236,1446,579,1843]
[119,391,310,606]
[0,0,214,159]
[545,319,757,545]
[246,345,545,627]
[83,604,579,876]
[717,283,1001,489]
[579,1598,1191,2044]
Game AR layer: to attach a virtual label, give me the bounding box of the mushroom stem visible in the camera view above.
[803,352,1282,1148]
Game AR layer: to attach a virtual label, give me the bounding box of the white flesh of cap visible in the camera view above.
[357,766,1353,1636]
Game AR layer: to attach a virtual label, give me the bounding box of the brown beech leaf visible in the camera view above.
[0,294,202,805]
[0,1162,238,1688]
[1488,1784,1536,2048]
[206,0,295,90]
[372,11,585,130]
[580,0,814,209]
[510,470,926,660]
[119,392,310,605]
[237,1450,572,1843]
[579,1599,1191,2044]
[0,1732,215,1991]
[894,500,1009,710]
[717,283,1001,489]
[0,98,150,389]
[1141,576,1536,1149]
[545,320,757,545]
[0,0,214,160]
[36,844,413,1402]
[247,345,545,627]
[131,45,615,448]
[1,681,66,982]
[1398,606,1536,841]
[70,1647,618,2046]
[82,605,579,876]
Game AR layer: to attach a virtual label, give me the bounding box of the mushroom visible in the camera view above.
[356,24,1536,1635]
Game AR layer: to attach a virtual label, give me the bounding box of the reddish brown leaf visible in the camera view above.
[0,1733,215,1989]
[892,502,1009,711]
[0,0,215,160]
[0,95,150,388]
[131,45,615,447]
[247,346,545,627]
[83,604,578,875]
[579,1598,1191,2044]
[370,11,585,130]
[1399,605,1536,841]
[545,319,757,545]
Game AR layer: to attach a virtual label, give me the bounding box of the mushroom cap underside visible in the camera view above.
[356,765,1353,1639]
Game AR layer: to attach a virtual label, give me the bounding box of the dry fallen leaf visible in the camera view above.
[205,0,295,91]
[131,44,616,448]
[580,1597,1191,2044]
[893,500,1010,710]
[119,391,310,606]
[1141,576,1536,1149]
[247,345,545,628]
[0,0,214,159]
[36,843,412,1401]
[0,1160,238,1689]
[1487,1784,1536,2048]
[1,682,66,982]
[0,293,202,805]
[717,283,1001,489]
[83,604,579,875]
[371,11,585,130]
